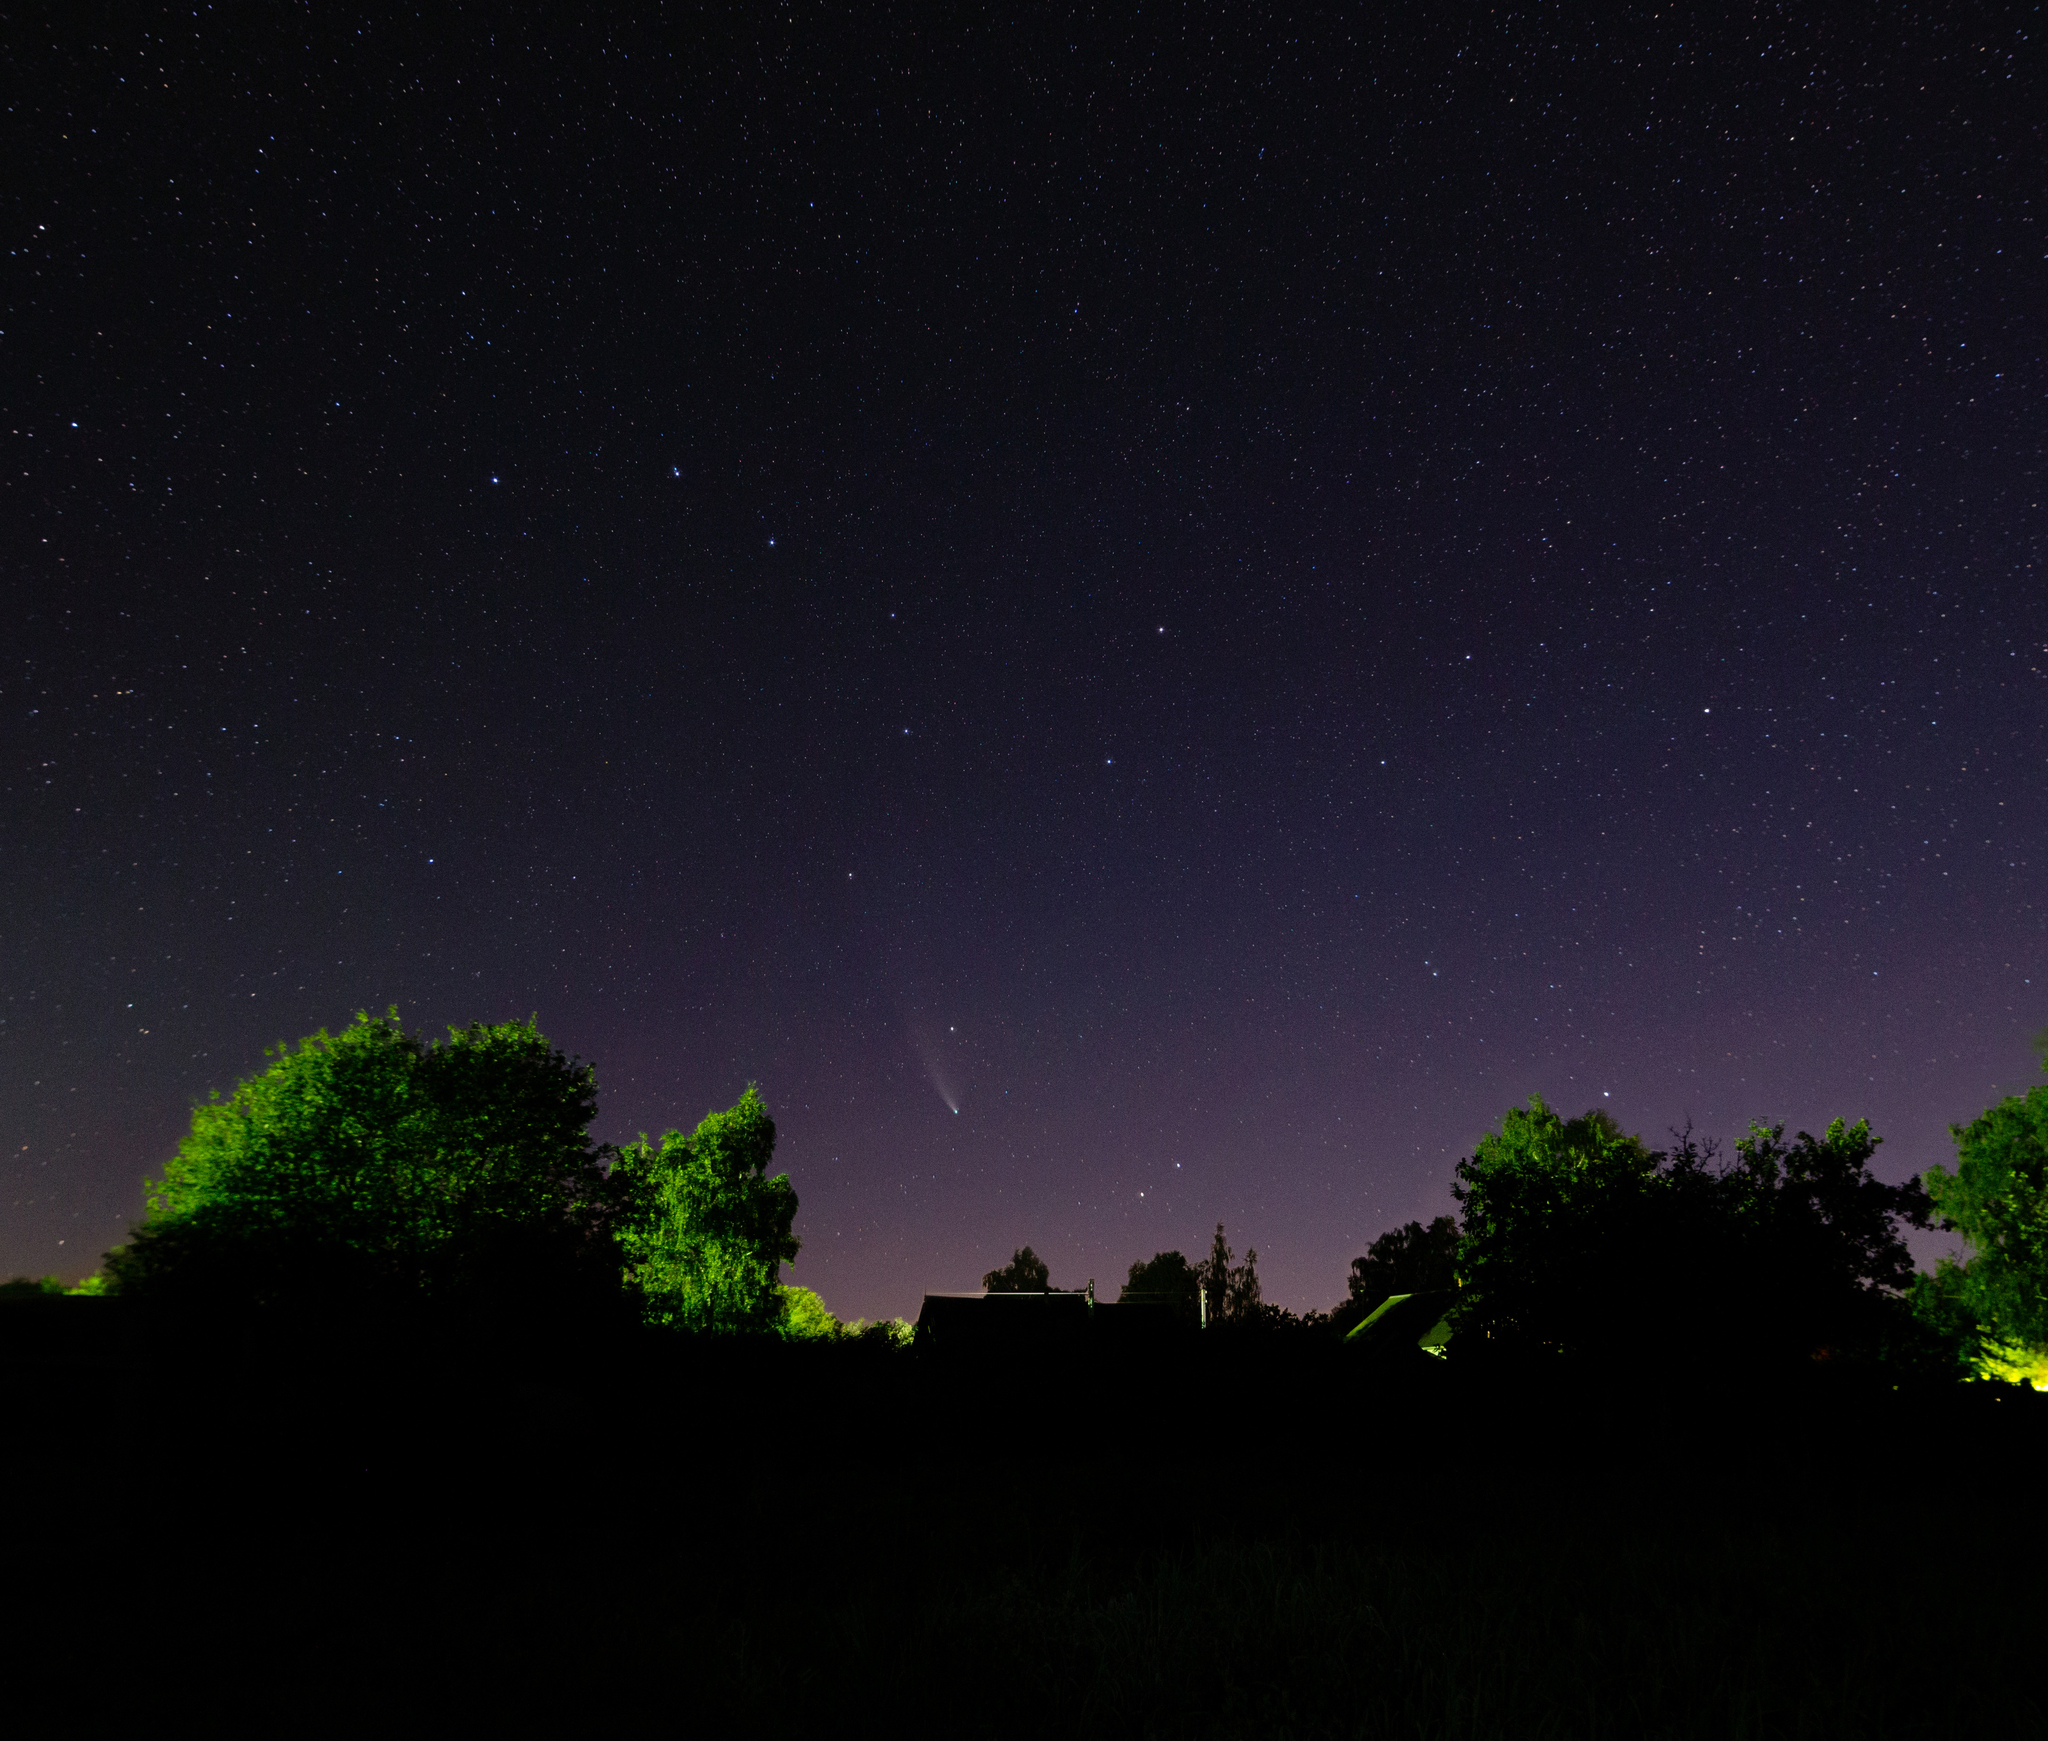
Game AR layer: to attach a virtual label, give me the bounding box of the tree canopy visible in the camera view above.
[1194,1223,1263,1326]
[1452,1096,1929,1367]
[778,1284,842,1341]
[1334,1216,1460,1332]
[1914,1040,2048,1386]
[1724,1116,1930,1349]
[613,1086,801,1334]
[983,1246,1051,1292]
[106,1010,622,1324]
[109,1022,812,1341]
[1450,1099,1662,1352]
[1122,1249,1201,1322]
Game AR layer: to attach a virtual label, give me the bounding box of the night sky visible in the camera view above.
[6,6,2041,1321]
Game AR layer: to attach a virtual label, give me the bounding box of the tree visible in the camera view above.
[613,1087,800,1334]
[983,1246,1051,1292]
[1914,1040,2048,1386]
[1451,1099,1663,1353]
[1452,1097,1929,1367]
[778,1285,842,1341]
[1724,1117,1931,1359]
[1333,1216,1460,1332]
[1227,1246,1262,1321]
[1122,1249,1201,1322]
[841,1316,918,1348]
[1193,1224,1263,1326]
[105,1010,624,1328]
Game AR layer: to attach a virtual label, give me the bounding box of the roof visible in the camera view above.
[1344,1289,1457,1360]
[914,1288,1183,1353]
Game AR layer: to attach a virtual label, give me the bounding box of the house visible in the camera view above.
[914,1284,1184,1353]
[1343,1289,1456,1360]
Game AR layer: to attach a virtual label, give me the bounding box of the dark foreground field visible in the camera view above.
[7,1310,2043,1737]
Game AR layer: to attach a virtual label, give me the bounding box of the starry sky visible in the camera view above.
[5,5,2041,1319]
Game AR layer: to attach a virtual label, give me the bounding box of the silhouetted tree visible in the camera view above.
[1333,1216,1461,1332]
[983,1246,1051,1291]
[614,1087,801,1334]
[1195,1224,1230,1325]
[1725,1116,1932,1360]
[1228,1246,1262,1320]
[1452,1096,1930,1368]
[1194,1224,1263,1326]
[1122,1249,1201,1322]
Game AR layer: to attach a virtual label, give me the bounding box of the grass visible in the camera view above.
[5,1321,2042,1735]
[673,1460,2036,1737]
[708,1512,2017,1738]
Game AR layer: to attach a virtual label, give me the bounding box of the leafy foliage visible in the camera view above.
[1121,1249,1201,1322]
[105,1010,624,1325]
[1452,1096,1930,1365]
[1725,1118,1931,1340]
[1450,1099,1663,1351]
[761,1282,919,1346]
[1913,1040,2048,1384]
[779,1285,842,1340]
[1332,1216,1460,1333]
[983,1245,1051,1292]
[614,1087,800,1334]
[1194,1223,1263,1326]
[0,1276,71,1298]
[841,1315,918,1347]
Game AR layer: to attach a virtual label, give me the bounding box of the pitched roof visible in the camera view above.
[1344,1289,1456,1359]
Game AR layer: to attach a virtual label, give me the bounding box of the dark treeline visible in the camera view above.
[8,1011,2048,1388]
[1075,1074,2045,1389]
[8,1010,2048,1732]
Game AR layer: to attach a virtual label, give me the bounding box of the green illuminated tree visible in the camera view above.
[983,1245,1051,1292]
[105,1010,622,1321]
[1913,1039,2048,1385]
[779,1284,842,1340]
[613,1087,800,1334]
[1450,1099,1663,1351]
